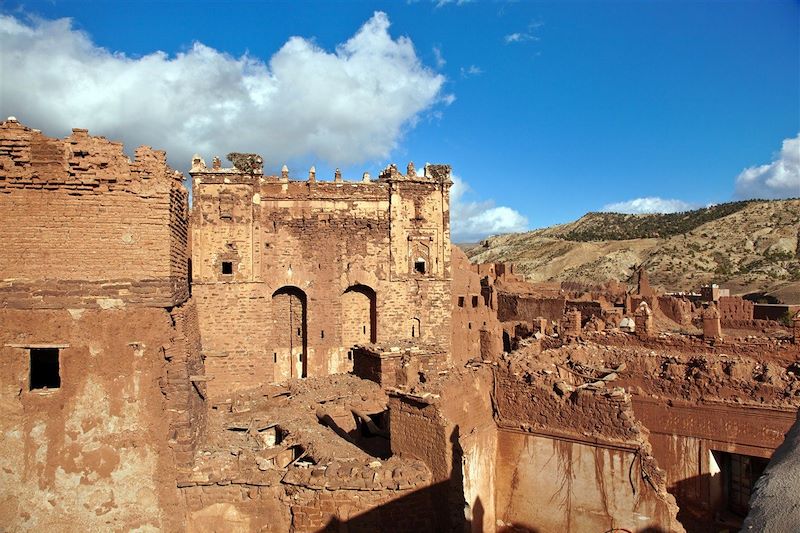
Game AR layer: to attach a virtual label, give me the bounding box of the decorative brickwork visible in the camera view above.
[190,158,453,399]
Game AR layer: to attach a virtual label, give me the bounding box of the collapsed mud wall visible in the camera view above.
[492,358,684,532]
[452,247,503,364]
[497,293,566,323]
[389,367,497,532]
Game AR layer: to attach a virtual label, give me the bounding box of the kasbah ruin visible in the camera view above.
[1,115,799,533]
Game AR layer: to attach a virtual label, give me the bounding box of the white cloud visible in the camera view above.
[735,134,800,199]
[432,45,446,68]
[460,65,483,78]
[504,32,529,44]
[602,197,693,214]
[450,175,528,242]
[0,12,446,171]
[504,21,542,44]
[434,0,473,8]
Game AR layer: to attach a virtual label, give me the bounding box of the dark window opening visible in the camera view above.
[273,352,277,363]
[221,261,233,275]
[414,260,426,274]
[348,350,353,361]
[472,296,479,307]
[320,330,325,339]
[458,296,465,307]
[468,322,472,330]
[362,325,366,335]
[30,348,60,390]
[297,327,301,336]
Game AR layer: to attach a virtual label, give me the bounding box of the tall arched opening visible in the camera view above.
[272,286,307,380]
[342,284,377,348]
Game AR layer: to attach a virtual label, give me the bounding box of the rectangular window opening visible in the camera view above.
[414,260,426,274]
[320,330,325,339]
[221,261,233,275]
[30,348,60,390]
[472,296,479,307]
[458,296,465,308]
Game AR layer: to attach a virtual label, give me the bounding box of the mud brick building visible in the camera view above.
[0,119,204,531]
[190,157,453,400]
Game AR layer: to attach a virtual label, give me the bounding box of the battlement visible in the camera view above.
[0,118,189,308]
[190,152,452,188]
[0,118,184,193]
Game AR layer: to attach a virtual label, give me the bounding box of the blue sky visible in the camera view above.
[1,0,798,241]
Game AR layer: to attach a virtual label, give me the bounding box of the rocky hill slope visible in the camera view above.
[464,199,800,300]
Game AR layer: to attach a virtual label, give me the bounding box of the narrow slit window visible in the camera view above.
[30,348,60,390]
[221,261,233,275]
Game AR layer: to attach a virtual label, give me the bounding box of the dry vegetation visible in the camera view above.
[465,199,800,300]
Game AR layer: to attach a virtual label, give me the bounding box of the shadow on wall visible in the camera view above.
[318,425,540,533]
[317,425,674,532]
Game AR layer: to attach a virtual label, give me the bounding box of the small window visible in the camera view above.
[362,325,366,335]
[411,318,421,338]
[468,322,472,330]
[273,352,277,363]
[297,327,301,336]
[472,296,479,307]
[458,296,465,308]
[221,261,233,275]
[30,348,60,390]
[414,259,426,274]
[320,330,325,339]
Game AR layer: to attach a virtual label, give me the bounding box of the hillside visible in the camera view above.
[465,199,800,300]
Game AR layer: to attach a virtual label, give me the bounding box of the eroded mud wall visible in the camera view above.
[0,308,184,530]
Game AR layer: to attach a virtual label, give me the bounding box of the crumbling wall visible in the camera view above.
[191,163,452,399]
[0,119,188,308]
[0,120,196,531]
[539,340,800,529]
[452,247,502,364]
[388,367,497,532]
[0,308,185,531]
[492,359,683,532]
[497,293,565,323]
[163,300,207,467]
[658,295,693,325]
[719,295,754,322]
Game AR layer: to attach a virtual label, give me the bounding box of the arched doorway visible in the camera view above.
[272,286,307,380]
[342,284,377,348]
